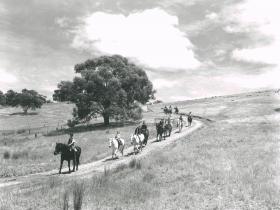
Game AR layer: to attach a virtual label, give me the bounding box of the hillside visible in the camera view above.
[0,89,279,209]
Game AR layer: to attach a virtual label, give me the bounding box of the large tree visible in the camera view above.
[53,55,155,125]
[5,89,46,113]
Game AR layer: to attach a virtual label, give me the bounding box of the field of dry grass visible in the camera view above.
[1,90,280,210]
[0,103,157,177]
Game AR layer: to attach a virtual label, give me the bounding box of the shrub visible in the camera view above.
[129,158,142,169]
[3,151,10,159]
[17,129,26,134]
[114,163,127,173]
[12,151,28,160]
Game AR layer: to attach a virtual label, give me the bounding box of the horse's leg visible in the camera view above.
[121,144,124,156]
[114,148,118,158]
[73,152,76,172]
[59,158,63,174]
[76,155,79,171]
[68,160,71,173]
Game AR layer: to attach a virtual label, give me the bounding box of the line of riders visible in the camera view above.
[163,105,179,115]
[54,112,192,174]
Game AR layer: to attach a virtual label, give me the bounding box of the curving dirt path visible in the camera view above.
[0,120,202,190]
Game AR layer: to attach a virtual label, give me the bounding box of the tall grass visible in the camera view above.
[62,191,69,210]
[129,158,142,169]
[73,182,85,210]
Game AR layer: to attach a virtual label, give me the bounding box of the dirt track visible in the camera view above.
[0,120,202,190]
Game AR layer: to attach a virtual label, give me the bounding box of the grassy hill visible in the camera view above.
[1,90,280,209]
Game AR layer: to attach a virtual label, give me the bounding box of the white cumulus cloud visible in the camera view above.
[72,8,200,70]
[227,0,280,66]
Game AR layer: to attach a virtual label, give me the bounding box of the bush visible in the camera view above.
[17,129,26,134]
[12,151,28,160]
[129,158,142,169]
[67,119,78,128]
[3,151,10,159]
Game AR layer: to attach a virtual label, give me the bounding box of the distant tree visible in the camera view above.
[5,90,17,106]
[53,55,155,125]
[0,91,6,105]
[5,89,46,114]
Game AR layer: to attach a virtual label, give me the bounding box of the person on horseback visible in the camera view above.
[140,121,148,145]
[174,106,179,114]
[179,114,183,122]
[68,133,77,152]
[169,105,172,114]
[115,131,122,147]
[140,121,147,132]
[134,125,141,135]
[188,112,193,126]
[68,133,77,162]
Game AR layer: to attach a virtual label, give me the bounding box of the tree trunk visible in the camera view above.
[103,113,110,126]
[23,107,28,114]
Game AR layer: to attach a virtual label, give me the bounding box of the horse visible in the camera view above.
[108,137,125,159]
[130,134,145,154]
[54,143,81,174]
[142,129,149,145]
[164,123,172,137]
[188,115,193,126]
[163,107,172,115]
[156,122,165,141]
[134,126,149,146]
[177,119,183,133]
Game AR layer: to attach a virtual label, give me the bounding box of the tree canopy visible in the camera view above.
[53,55,155,125]
[0,91,6,106]
[4,89,46,113]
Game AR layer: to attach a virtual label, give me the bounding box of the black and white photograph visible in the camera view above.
[0,0,279,209]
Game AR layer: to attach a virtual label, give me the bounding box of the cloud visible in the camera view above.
[153,78,178,89]
[72,8,200,70]
[0,68,17,91]
[226,0,280,66]
[223,68,280,90]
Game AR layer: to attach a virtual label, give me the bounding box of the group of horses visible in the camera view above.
[53,114,193,174]
[163,106,179,115]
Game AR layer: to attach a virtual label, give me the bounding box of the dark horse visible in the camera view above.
[156,122,165,141]
[164,123,172,137]
[188,115,193,126]
[54,143,81,174]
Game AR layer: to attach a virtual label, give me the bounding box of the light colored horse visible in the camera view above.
[130,134,145,154]
[177,119,183,133]
[108,138,125,159]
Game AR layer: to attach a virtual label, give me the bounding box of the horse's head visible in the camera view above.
[108,138,113,148]
[54,143,61,155]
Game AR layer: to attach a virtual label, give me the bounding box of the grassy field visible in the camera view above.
[1,90,280,209]
[0,103,158,177]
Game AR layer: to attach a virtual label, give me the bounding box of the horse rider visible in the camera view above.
[179,114,183,122]
[174,106,179,114]
[115,131,123,148]
[188,112,192,126]
[140,121,147,133]
[140,121,149,144]
[169,105,172,114]
[68,133,77,160]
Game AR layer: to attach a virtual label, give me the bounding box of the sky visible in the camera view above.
[0,0,279,102]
